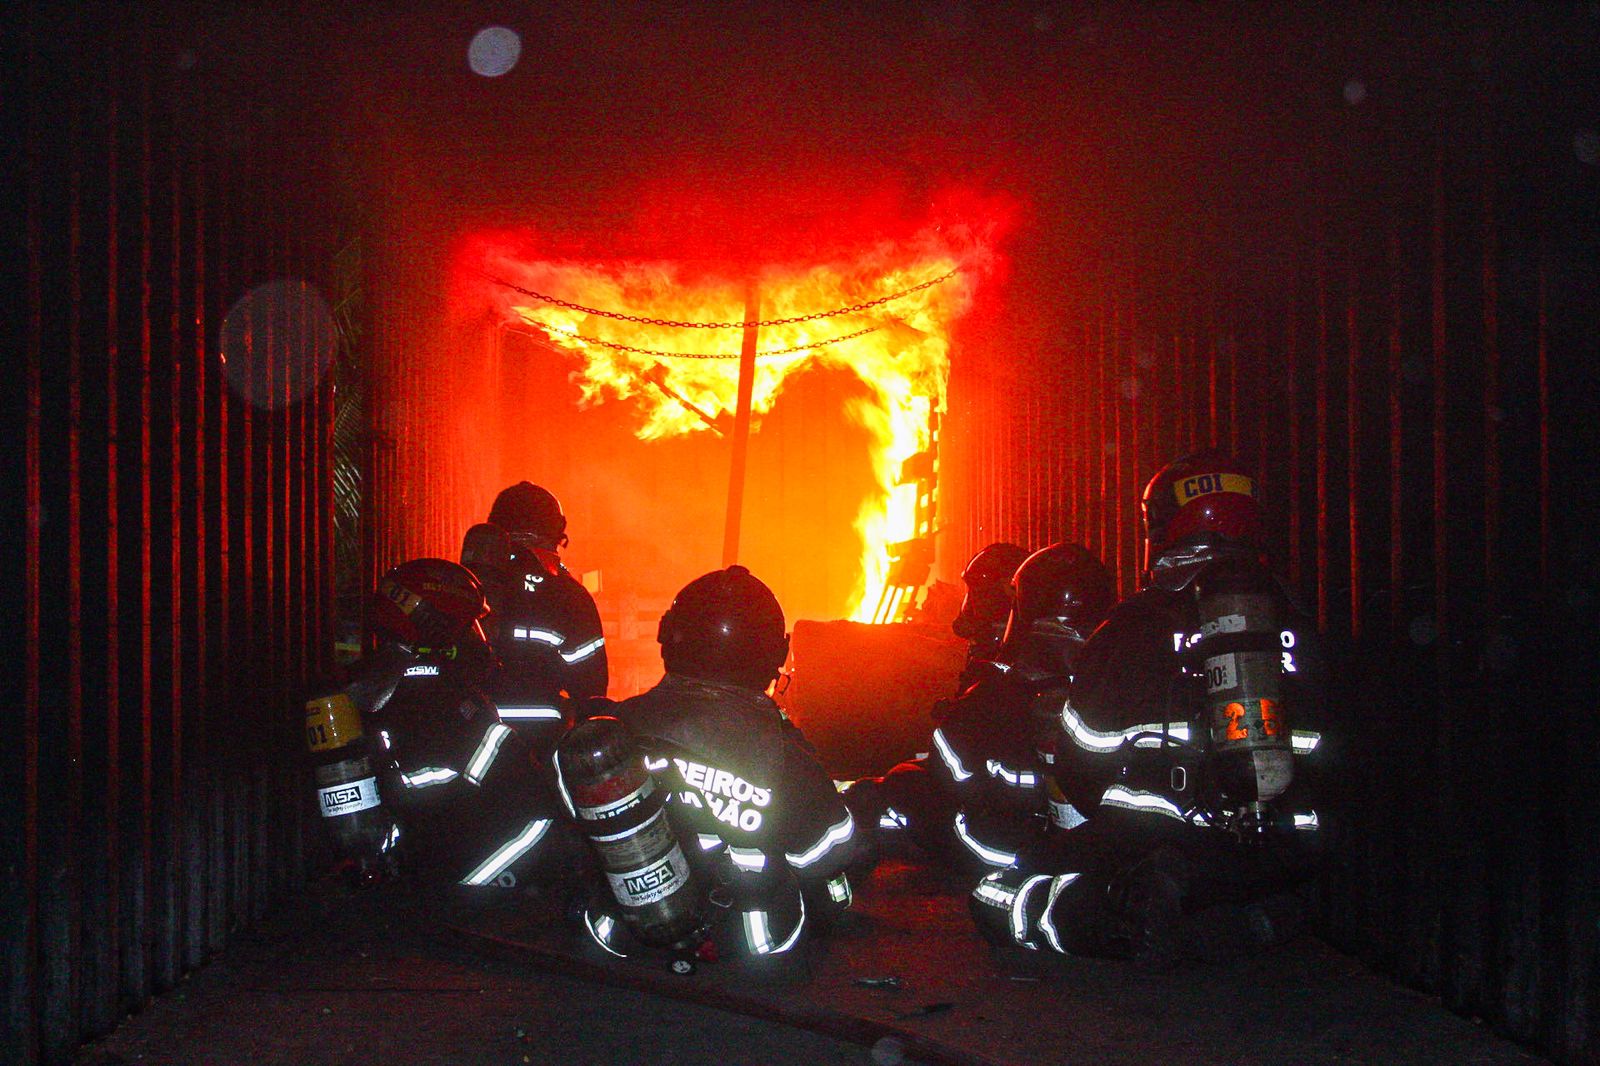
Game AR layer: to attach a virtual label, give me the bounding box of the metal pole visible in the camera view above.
[721,280,760,567]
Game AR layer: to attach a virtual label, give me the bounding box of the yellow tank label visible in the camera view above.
[305,692,363,752]
[1173,472,1255,506]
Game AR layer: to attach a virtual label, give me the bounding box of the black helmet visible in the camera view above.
[371,558,489,647]
[1000,542,1114,652]
[489,481,568,549]
[1140,451,1261,573]
[953,542,1029,642]
[657,565,789,691]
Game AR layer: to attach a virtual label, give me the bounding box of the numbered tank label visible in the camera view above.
[318,777,380,817]
[607,847,691,907]
[1203,654,1239,693]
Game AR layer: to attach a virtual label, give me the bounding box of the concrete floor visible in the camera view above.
[73,860,1550,1066]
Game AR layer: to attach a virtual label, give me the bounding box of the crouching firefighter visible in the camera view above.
[845,543,1113,875]
[951,541,1030,692]
[325,558,583,901]
[556,566,858,974]
[969,452,1331,962]
[461,481,608,741]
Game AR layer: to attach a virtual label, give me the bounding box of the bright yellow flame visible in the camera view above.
[488,237,974,621]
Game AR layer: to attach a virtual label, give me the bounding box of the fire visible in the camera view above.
[482,230,981,621]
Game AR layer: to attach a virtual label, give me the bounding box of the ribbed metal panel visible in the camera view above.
[944,130,1598,1065]
[8,11,343,1064]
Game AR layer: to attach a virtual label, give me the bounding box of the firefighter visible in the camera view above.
[461,481,608,742]
[952,541,1030,691]
[846,543,1114,875]
[341,558,583,902]
[566,566,857,970]
[969,452,1330,962]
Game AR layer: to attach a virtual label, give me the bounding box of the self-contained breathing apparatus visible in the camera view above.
[305,691,397,883]
[305,558,491,883]
[1113,557,1296,840]
[556,716,707,954]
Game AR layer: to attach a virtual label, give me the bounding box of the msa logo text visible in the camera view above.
[322,785,365,808]
[624,862,678,895]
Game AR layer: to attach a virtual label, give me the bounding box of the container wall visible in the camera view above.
[943,126,1599,1066]
[7,10,344,1064]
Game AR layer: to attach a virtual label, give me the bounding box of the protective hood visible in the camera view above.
[1146,535,1261,592]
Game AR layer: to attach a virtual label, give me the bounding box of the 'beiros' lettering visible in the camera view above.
[672,758,770,832]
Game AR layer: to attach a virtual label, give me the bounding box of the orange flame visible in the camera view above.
[485,230,980,621]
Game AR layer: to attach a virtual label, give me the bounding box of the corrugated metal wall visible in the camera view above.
[7,11,342,1064]
[945,129,1599,1064]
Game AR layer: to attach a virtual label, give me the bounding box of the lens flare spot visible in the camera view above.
[468,26,522,78]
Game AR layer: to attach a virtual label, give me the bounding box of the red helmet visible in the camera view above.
[1140,451,1262,572]
[371,558,489,647]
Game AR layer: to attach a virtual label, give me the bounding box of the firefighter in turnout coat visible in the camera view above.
[347,558,582,900]
[847,543,1114,874]
[572,566,857,968]
[970,453,1330,962]
[461,482,608,743]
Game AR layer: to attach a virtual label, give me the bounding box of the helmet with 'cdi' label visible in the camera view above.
[1140,450,1262,573]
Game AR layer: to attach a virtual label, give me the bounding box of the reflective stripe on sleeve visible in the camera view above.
[728,846,768,872]
[786,813,855,869]
[561,637,605,664]
[985,759,1040,789]
[460,819,552,886]
[512,627,564,645]
[1060,698,1193,753]
[497,705,564,722]
[1294,811,1320,830]
[954,812,1017,868]
[932,728,973,782]
[401,767,459,789]
[464,723,513,785]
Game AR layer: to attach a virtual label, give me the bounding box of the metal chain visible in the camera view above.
[483,268,959,329]
[527,320,882,360]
